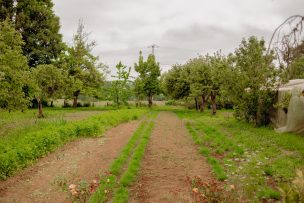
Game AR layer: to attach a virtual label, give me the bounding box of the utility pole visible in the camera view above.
[148,44,159,55]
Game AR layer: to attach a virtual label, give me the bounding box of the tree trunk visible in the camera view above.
[200,95,206,112]
[50,100,54,107]
[195,97,198,111]
[37,98,44,118]
[116,96,119,108]
[73,96,78,108]
[211,92,217,115]
[148,95,153,108]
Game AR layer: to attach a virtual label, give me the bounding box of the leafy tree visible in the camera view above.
[229,36,277,125]
[110,61,131,108]
[0,20,31,111]
[134,51,161,107]
[0,0,14,21]
[207,53,231,114]
[186,56,212,112]
[64,21,104,107]
[284,56,304,80]
[15,0,63,67]
[32,64,65,117]
[133,78,145,106]
[164,64,190,100]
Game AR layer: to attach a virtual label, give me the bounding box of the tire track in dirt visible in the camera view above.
[129,112,213,203]
[0,120,140,203]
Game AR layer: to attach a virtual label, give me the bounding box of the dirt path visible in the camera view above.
[129,112,213,203]
[0,120,140,203]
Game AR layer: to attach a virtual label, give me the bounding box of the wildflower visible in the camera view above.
[71,190,78,196]
[69,184,77,190]
[192,188,199,193]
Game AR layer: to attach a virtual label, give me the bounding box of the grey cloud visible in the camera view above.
[53,0,303,77]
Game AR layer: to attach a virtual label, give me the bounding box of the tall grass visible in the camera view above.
[0,109,146,180]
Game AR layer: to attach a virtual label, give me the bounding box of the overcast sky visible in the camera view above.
[52,0,304,75]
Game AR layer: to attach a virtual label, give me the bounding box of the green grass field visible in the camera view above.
[176,109,304,201]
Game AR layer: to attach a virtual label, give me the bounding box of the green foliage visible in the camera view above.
[0,0,14,21]
[164,53,230,114]
[0,109,146,180]
[282,56,304,81]
[110,61,131,107]
[228,36,277,125]
[187,56,212,100]
[0,20,32,111]
[274,92,292,111]
[135,51,161,107]
[32,64,66,102]
[163,64,190,100]
[279,169,304,203]
[15,0,63,67]
[64,21,104,105]
[258,188,280,200]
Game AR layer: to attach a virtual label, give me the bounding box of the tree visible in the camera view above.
[15,0,63,67]
[133,78,145,106]
[229,36,277,125]
[0,20,31,111]
[186,56,212,112]
[164,64,190,100]
[207,53,231,115]
[0,0,14,21]
[134,51,160,107]
[283,56,304,81]
[32,64,65,117]
[110,61,131,108]
[64,21,104,107]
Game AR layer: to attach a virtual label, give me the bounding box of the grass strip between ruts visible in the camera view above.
[185,122,228,181]
[89,112,157,203]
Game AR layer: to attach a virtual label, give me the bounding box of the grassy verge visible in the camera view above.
[185,122,228,181]
[176,109,304,201]
[89,112,157,203]
[0,109,147,180]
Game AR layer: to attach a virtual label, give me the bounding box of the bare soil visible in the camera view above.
[129,112,213,203]
[0,120,139,203]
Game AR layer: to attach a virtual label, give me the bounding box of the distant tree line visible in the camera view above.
[163,35,304,126]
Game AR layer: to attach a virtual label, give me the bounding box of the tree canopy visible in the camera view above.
[134,52,161,107]
[0,20,31,111]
